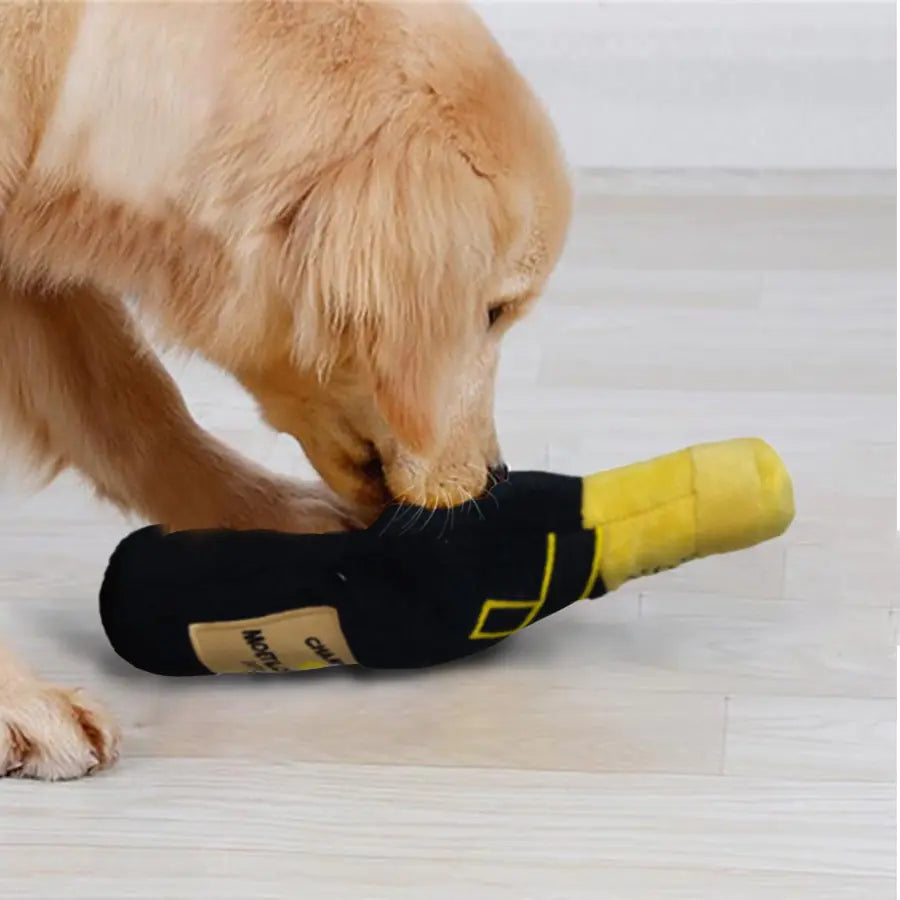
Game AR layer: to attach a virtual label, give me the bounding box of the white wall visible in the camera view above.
[472,2,896,169]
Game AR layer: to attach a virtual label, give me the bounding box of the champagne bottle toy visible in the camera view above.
[100,438,794,676]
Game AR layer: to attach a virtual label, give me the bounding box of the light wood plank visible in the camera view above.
[0,761,893,877]
[784,540,900,609]
[1,858,893,900]
[724,694,895,781]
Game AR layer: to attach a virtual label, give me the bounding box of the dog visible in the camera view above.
[0,1,571,779]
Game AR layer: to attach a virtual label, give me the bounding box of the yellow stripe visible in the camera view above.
[468,533,557,639]
[519,532,556,629]
[468,599,537,639]
[578,527,604,600]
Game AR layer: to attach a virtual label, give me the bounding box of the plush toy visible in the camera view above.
[99,438,794,676]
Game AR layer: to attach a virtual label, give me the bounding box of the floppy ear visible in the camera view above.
[276,121,500,453]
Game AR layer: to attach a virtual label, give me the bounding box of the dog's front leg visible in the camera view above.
[0,279,362,780]
[0,279,361,533]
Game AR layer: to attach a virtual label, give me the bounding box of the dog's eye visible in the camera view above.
[487,304,506,328]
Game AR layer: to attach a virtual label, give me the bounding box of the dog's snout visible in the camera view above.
[489,461,510,484]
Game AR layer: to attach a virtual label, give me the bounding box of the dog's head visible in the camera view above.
[232,20,571,520]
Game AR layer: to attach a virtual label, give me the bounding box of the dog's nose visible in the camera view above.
[489,462,510,484]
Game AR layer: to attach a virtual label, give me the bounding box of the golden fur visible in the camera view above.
[0,1,571,778]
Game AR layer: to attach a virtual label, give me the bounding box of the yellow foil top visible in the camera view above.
[581,438,794,590]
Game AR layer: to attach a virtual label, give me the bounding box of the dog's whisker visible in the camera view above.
[379,493,410,536]
[438,488,454,539]
[398,506,415,536]
[401,500,428,536]
[480,477,502,509]
[378,503,402,537]
[421,496,440,533]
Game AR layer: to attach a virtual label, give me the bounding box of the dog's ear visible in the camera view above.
[277,122,500,453]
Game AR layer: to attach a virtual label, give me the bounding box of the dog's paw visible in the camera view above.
[241,478,368,534]
[280,481,369,532]
[0,683,120,781]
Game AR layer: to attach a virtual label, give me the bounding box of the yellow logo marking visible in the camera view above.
[469,533,557,640]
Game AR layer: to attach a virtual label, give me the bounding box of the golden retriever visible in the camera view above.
[0,1,571,778]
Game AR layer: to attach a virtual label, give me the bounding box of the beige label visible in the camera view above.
[188,606,357,674]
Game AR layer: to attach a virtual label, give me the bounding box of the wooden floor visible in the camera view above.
[0,170,895,898]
